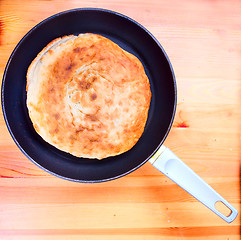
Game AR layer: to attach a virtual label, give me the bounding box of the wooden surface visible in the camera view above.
[0,0,240,239]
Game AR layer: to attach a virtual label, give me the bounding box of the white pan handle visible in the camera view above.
[149,145,238,223]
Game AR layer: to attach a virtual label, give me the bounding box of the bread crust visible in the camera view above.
[26,33,151,159]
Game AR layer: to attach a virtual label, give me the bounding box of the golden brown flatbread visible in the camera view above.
[26,33,151,159]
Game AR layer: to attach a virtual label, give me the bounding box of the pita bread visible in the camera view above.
[26,33,151,159]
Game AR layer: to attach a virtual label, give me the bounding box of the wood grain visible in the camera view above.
[0,0,240,239]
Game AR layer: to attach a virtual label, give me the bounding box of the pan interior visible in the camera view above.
[2,9,176,182]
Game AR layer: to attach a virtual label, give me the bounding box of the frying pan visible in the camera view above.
[1,8,238,223]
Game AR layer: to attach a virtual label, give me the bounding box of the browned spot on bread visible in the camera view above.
[51,57,76,82]
[76,126,84,133]
[90,93,97,101]
[66,63,75,71]
[91,76,97,82]
[82,73,87,79]
[89,137,99,142]
[85,114,98,122]
[73,47,80,53]
[99,57,105,61]
[54,113,60,120]
[48,49,53,54]
[48,87,55,93]
[69,135,77,144]
[90,44,95,48]
[78,80,91,90]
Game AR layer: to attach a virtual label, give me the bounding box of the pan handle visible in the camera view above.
[149,145,238,223]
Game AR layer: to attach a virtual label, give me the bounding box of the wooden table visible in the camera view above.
[0,0,240,239]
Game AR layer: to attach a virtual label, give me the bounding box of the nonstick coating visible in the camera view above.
[1,8,176,182]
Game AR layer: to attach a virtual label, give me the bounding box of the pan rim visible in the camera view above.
[1,8,177,183]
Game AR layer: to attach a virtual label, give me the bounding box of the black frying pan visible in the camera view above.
[1,8,237,223]
[1,8,176,182]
